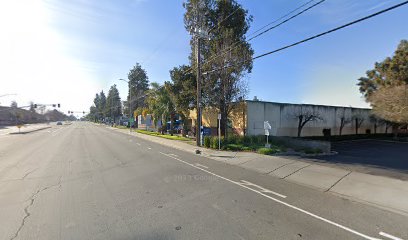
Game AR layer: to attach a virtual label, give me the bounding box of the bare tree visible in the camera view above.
[338,107,352,136]
[369,115,380,134]
[352,113,365,135]
[290,105,323,137]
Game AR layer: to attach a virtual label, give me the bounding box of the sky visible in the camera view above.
[0,0,407,117]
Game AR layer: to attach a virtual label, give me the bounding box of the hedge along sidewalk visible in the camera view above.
[108,126,408,215]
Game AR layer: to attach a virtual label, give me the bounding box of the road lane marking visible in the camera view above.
[168,153,178,157]
[148,147,152,150]
[195,163,209,169]
[136,143,141,146]
[239,180,286,198]
[379,232,404,240]
[159,151,382,240]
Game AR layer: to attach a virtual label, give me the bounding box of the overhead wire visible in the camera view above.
[203,0,408,74]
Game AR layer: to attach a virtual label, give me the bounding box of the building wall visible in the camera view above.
[246,101,386,137]
[188,102,247,136]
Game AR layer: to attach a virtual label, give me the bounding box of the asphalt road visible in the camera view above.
[0,122,407,240]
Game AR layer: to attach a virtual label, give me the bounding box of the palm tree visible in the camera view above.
[147,82,175,135]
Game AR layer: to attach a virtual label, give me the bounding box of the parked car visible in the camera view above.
[57,121,63,125]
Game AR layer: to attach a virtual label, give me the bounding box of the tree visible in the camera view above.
[338,107,352,136]
[184,0,253,139]
[93,93,101,121]
[99,90,106,119]
[127,63,149,127]
[168,65,197,134]
[106,84,122,123]
[10,101,18,108]
[358,40,408,127]
[290,105,323,137]
[368,85,408,124]
[147,82,176,135]
[352,113,365,135]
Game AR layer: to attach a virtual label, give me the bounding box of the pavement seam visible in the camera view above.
[281,164,312,179]
[325,171,353,193]
[265,161,296,175]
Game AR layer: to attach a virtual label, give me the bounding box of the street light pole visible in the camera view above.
[119,78,132,133]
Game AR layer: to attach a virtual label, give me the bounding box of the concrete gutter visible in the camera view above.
[108,126,408,216]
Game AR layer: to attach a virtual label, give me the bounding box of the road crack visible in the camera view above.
[21,168,39,180]
[10,177,62,240]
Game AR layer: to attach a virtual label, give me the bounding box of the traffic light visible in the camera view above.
[34,104,37,108]
[83,111,85,114]
[57,103,60,108]
[68,111,70,114]
[52,104,56,107]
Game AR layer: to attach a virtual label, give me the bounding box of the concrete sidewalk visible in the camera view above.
[108,126,408,215]
[2,123,51,135]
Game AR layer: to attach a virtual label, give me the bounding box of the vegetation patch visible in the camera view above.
[135,129,191,141]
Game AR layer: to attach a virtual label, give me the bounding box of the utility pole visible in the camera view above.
[196,36,202,146]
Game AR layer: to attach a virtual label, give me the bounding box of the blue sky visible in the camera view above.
[1,0,407,116]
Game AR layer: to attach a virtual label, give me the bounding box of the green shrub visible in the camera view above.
[250,135,259,144]
[211,137,218,149]
[241,146,253,151]
[226,135,239,144]
[257,147,279,155]
[204,136,212,148]
[211,137,225,149]
[225,144,243,151]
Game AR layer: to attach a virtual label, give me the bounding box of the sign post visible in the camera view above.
[264,121,271,148]
[218,113,221,150]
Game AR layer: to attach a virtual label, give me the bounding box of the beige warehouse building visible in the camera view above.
[189,100,388,137]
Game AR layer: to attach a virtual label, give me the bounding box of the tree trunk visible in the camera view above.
[297,116,303,137]
[392,124,399,140]
[170,112,174,136]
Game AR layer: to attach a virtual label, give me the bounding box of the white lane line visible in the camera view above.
[158,151,381,240]
[379,232,404,240]
[239,180,286,198]
[148,147,152,150]
[168,153,178,157]
[136,143,141,146]
[195,163,209,169]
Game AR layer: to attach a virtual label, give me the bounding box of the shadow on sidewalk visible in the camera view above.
[299,140,408,180]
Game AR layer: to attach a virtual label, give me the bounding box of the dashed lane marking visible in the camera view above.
[158,151,382,240]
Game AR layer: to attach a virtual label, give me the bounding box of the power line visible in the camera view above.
[203,0,408,74]
[253,0,408,60]
[182,0,322,76]
[200,0,325,70]
[247,0,316,37]
[208,7,241,33]
[248,0,325,41]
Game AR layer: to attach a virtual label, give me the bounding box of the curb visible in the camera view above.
[9,126,51,135]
